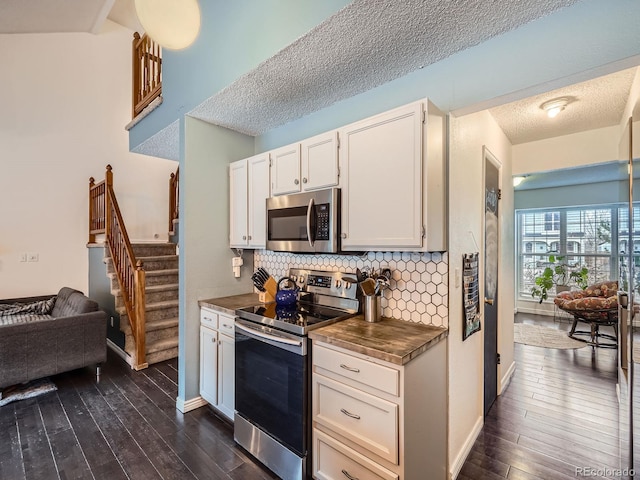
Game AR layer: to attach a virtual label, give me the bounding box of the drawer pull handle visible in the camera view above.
[340,364,360,373]
[342,469,359,480]
[340,408,360,420]
[223,324,233,329]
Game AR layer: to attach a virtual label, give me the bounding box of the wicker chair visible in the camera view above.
[554,281,618,348]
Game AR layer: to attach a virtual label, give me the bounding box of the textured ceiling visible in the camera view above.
[490,68,638,145]
[0,0,139,34]
[189,0,579,136]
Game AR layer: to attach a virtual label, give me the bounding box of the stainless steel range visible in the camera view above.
[234,268,360,480]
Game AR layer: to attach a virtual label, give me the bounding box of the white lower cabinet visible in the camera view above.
[199,325,218,405]
[312,340,447,480]
[200,307,235,421]
[216,331,235,419]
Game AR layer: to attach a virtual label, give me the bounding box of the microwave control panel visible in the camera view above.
[315,204,330,240]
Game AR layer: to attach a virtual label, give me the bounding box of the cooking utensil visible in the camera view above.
[356,268,364,282]
[374,276,390,296]
[342,276,358,284]
[359,278,376,296]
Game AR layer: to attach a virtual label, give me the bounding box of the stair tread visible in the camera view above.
[122,316,178,333]
[130,242,176,246]
[146,269,178,276]
[146,337,179,354]
[112,283,178,295]
[117,299,179,316]
[137,254,178,259]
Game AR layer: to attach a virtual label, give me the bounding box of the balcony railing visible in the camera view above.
[132,33,162,119]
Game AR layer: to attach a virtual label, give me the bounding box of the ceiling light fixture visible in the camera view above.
[540,97,569,119]
[513,176,526,187]
[134,0,201,50]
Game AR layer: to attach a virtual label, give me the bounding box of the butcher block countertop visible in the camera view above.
[198,293,260,316]
[309,315,448,365]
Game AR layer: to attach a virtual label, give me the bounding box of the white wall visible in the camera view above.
[0,21,176,299]
[448,110,514,478]
[512,125,620,175]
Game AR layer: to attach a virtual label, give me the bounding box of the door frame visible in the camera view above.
[482,145,502,417]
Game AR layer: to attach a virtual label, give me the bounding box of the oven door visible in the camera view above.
[234,319,308,457]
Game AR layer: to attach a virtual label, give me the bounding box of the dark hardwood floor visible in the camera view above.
[0,349,277,480]
[460,313,622,480]
[0,314,626,480]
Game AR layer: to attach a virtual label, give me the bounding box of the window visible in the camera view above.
[544,212,560,231]
[517,204,640,301]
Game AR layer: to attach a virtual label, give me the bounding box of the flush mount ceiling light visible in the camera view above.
[513,176,526,187]
[134,0,201,50]
[540,97,569,118]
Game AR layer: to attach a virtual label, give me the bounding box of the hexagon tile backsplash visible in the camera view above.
[253,250,448,328]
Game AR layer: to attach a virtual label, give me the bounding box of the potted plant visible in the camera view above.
[530,254,589,303]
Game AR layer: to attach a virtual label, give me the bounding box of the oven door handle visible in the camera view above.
[235,322,304,351]
[306,198,315,248]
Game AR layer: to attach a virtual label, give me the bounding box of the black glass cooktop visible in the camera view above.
[236,302,354,335]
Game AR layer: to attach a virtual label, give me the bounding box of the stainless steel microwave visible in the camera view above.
[266,188,340,253]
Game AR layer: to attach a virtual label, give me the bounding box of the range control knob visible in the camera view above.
[345,282,352,290]
[298,275,305,284]
[335,280,342,288]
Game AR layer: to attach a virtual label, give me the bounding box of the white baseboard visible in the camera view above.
[499,361,516,395]
[176,395,208,413]
[450,416,483,480]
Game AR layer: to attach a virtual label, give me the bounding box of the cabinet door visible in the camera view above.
[247,153,270,248]
[271,143,301,196]
[200,326,218,405]
[229,159,248,247]
[301,131,339,191]
[217,332,235,420]
[341,103,423,250]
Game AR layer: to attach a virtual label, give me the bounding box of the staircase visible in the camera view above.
[105,242,179,365]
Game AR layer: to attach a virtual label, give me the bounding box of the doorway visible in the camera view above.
[483,146,501,416]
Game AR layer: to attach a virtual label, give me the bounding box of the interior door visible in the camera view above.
[483,147,501,417]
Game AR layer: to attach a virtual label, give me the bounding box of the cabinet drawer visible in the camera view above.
[200,308,219,329]
[218,314,235,334]
[314,429,398,480]
[314,375,398,464]
[314,343,399,396]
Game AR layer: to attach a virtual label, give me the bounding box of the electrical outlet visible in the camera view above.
[27,252,39,262]
[20,253,27,262]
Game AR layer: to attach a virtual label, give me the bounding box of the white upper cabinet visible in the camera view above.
[229,153,270,248]
[247,154,270,247]
[229,159,248,247]
[340,102,423,250]
[340,100,446,252]
[271,133,340,196]
[271,143,301,196]
[301,131,339,191]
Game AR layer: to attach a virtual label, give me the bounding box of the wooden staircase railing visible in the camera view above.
[89,165,147,370]
[132,32,162,119]
[169,167,179,233]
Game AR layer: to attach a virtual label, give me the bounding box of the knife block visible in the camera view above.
[259,277,277,303]
[258,291,275,303]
